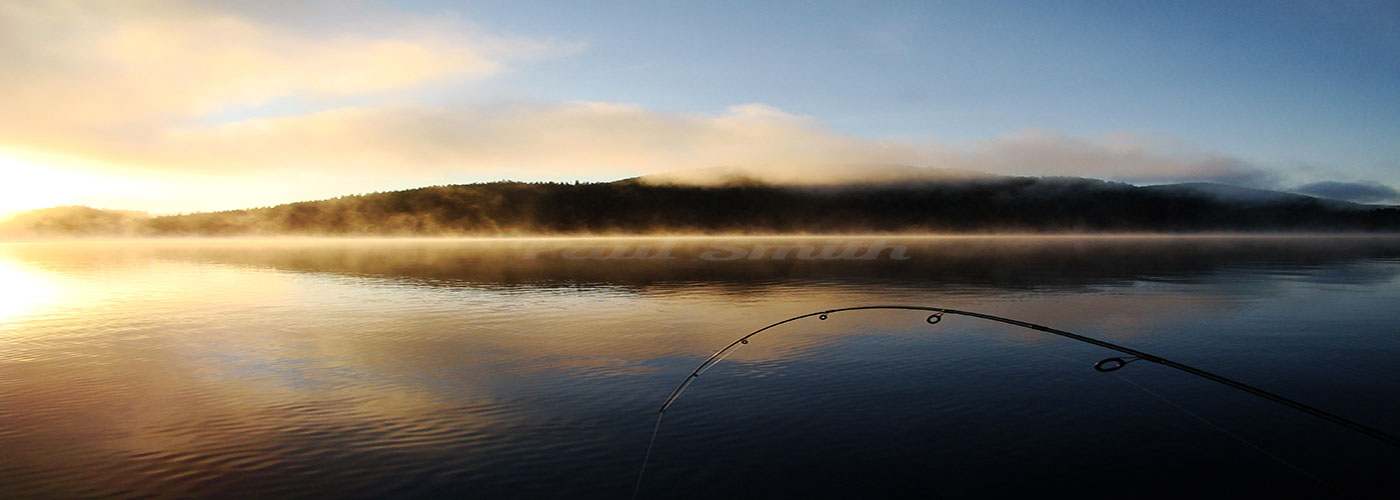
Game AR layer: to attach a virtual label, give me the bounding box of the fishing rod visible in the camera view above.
[656,305,1400,446]
[632,305,1400,499]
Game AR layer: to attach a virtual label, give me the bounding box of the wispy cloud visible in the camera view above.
[0,0,577,153]
[944,131,1278,187]
[148,102,928,176]
[0,0,1378,214]
[5,92,1281,189]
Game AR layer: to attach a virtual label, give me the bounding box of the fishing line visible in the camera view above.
[968,329,1354,497]
[634,305,1400,496]
[631,412,664,500]
[1110,373,1358,499]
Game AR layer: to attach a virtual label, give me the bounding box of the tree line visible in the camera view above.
[5,177,1400,237]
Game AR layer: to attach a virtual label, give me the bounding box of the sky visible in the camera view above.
[2,0,1399,216]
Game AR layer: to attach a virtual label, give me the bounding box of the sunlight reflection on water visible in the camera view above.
[1,236,1398,498]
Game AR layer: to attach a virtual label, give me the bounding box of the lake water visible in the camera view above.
[1,236,1398,499]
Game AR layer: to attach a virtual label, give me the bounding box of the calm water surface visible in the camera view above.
[1,236,1398,499]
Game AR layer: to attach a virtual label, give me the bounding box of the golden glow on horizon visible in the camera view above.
[0,152,86,216]
[0,149,150,218]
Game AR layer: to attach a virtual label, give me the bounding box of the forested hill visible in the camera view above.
[5,176,1400,237]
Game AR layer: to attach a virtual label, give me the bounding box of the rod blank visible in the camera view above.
[657,305,1400,448]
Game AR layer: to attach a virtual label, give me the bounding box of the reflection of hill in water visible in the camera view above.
[20,235,1394,291]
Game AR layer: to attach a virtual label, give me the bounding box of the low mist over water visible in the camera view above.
[2,236,1399,498]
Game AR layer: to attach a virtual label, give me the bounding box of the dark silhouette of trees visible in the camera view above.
[6,177,1399,237]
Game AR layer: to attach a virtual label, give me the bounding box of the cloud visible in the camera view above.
[945,131,1278,187]
[142,102,930,175]
[10,95,1277,188]
[0,0,576,149]
[1293,181,1400,204]
[0,0,1281,202]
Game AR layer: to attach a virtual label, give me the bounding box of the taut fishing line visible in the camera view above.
[631,305,1399,498]
[968,327,1358,498]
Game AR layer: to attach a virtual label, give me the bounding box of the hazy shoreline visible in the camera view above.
[6,231,1400,245]
[6,178,1399,239]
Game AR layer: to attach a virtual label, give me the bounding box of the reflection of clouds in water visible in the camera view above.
[10,235,1400,291]
[1288,261,1400,286]
[6,236,1400,366]
[3,237,1400,497]
[5,237,1400,377]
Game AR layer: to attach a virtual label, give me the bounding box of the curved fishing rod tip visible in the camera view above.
[651,305,1400,449]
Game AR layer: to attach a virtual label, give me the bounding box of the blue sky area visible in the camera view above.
[441,0,1399,177]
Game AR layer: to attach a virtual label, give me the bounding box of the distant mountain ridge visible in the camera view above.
[635,165,996,186]
[3,173,1398,237]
